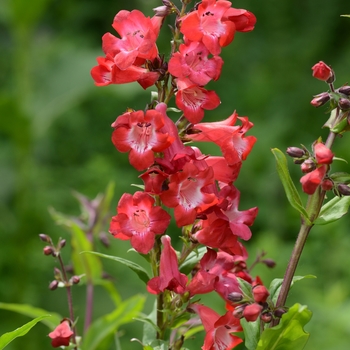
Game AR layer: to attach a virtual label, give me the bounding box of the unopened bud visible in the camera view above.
[286,147,306,158]
[71,276,80,284]
[243,303,263,322]
[321,179,333,191]
[252,285,270,303]
[49,280,59,290]
[43,246,54,256]
[274,308,287,318]
[59,239,66,249]
[153,5,170,17]
[310,92,330,107]
[262,259,276,268]
[338,98,350,111]
[227,292,243,303]
[337,184,350,196]
[39,233,51,243]
[300,159,316,173]
[338,86,350,96]
[261,312,272,323]
[233,304,247,319]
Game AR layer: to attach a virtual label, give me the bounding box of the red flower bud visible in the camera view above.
[49,280,59,291]
[252,285,270,303]
[321,179,333,191]
[48,320,74,348]
[310,92,330,107]
[43,246,54,256]
[311,61,334,82]
[71,276,80,284]
[261,312,272,323]
[300,159,316,173]
[243,303,263,322]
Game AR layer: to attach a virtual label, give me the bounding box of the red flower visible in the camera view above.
[312,61,333,81]
[109,192,171,254]
[190,304,243,350]
[175,78,221,124]
[168,41,223,86]
[314,142,334,164]
[180,0,236,55]
[160,162,218,227]
[187,111,256,166]
[224,8,257,32]
[139,167,168,194]
[300,165,327,195]
[243,303,263,322]
[48,321,73,348]
[111,109,174,171]
[147,235,188,294]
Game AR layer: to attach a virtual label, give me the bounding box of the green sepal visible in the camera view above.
[0,315,51,350]
[314,195,350,225]
[256,303,312,350]
[271,148,310,223]
[330,172,350,183]
[330,116,350,134]
[81,251,150,284]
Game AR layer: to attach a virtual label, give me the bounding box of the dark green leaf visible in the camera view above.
[330,172,350,183]
[0,303,61,329]
[81,251,150,284]
[241,318,260,350]
[0,315,50,349]
[314,195,350,225]
[256,304,312,350]
[271,148,310,222]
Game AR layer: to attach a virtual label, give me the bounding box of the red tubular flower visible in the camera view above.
[312,61,333,81]
[48,321,73,348]
[109,192,171,254]
[160,162,218,227]
[180,0,236,55]
[175,78,221,124]
[168,41,224,86]
[314,142,334,164]
[187,111,256,166]
[190,304,243,350]
[111,109,174,171]
[300,165,327,195]
[224,8,257,32]
[147,235,188,294]
[139,167,168,194]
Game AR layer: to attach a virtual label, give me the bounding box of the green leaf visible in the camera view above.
[271,148,310,222]
[81,251,150,284]
[237,277,253,299]
[0,303,61,329]
[0,315,50,349]
[269,275,316,305]
[179,246,207,275]
[241,318,260,350]
[330,172,350,183]
[256,304,312,350]
[314,195,350,225]
[82,294,145,350]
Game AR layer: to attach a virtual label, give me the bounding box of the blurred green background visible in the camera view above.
[1,0,350,348]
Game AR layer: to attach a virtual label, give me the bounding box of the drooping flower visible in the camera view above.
[224,7,257,32]
[312,61,333,82]
[160,161,218,227]
[48,320,74,348]
[147,235,188,294]
[111,109,174,171]
[175,78,221,124]
[190,304,243,350]
[314,142,334,164]
[168,40,223,86]
[300,165,327,195]
[243,303,263,322]
[109,192,171,254]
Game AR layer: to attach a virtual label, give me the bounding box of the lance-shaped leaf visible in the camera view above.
[0,315,50,349]
[256,304,312,350]
[271,148,310,223]
[314,195,350,225]
[81,251,150,284]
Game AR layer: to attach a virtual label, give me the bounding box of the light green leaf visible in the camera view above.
[271,148,310,223]
[0,315,50,349]
[269,275,316,305]
[0,303,61,329]
[314,195,350,225]
[81,251,150,284]
[82,294,145,350]
[179,246,207,275]
[256,304,312,350]
[241,318,260,350]
[237,277,253,299]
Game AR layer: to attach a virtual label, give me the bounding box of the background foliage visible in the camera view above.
[1,0,350,349]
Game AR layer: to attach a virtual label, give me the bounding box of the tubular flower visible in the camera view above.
[109,192,171,254]
[48,321,74,348]
[160,162,218,227]
[111,109,174,171]
[300,165,328,195]
[147,235,188,294]
[190,304,243,350]
[168,40,223,86]
[314,142,334,164]
[175,78,221,124]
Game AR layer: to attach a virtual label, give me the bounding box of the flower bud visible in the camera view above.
[49,280,59,291]
[321,179,333,191]
[338,98,350,111]
[252,285,270,303]
[39,233,51,243]
[311,61,334,82]
[337,184,350,196]
[286,147,306,158]
[43,246,54,256]
[71,276,80,284]
[338,86,350,96]
[59,239,66,249]
[153,5,170,17]
[232,304,247,319]
[227,292,243,303]
[243,303,263,322]
[300,159,316,173]
[261,312,272,323]
[310,92,330,107]
[262,259,276,268]
[274,308,287,318]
